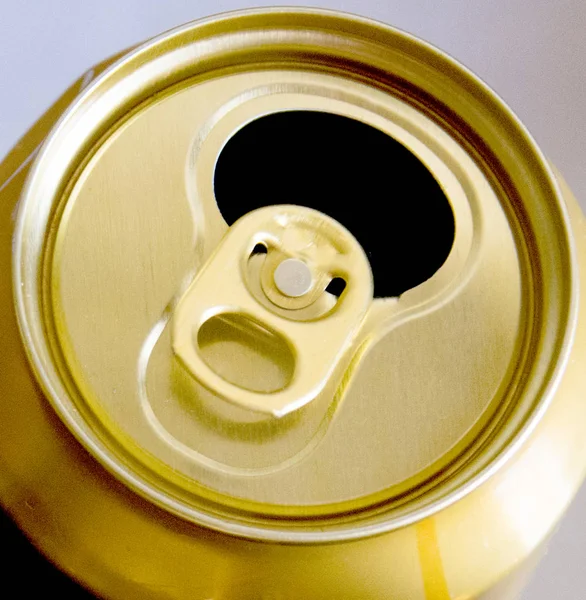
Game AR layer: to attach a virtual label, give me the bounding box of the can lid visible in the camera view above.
[14,8,576,542]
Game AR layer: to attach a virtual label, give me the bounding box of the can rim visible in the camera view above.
[12,6,578,543]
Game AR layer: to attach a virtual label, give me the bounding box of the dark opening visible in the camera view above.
[251,242,268,256]
[214,111,455,297]
[325,277,347,298]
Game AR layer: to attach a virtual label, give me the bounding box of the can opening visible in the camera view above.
[214,111,455,298]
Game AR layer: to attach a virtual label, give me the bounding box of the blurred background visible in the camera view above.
[1,1,585,598]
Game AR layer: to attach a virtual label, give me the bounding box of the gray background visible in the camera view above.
[0,1,584,598]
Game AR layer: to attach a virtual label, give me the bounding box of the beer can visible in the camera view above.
[1,8,585,599]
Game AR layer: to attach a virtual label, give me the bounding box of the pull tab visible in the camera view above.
[172,205,373,417]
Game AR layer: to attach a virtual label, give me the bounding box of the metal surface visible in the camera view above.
[1,7,586,599]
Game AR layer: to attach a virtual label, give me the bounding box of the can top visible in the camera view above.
[13,8,576,542]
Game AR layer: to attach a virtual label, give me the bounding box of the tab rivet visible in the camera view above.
[273,258,313,297]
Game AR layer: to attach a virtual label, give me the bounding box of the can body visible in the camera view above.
[1,9,586,599]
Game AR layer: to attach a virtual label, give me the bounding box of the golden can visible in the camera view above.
[1,8,585,599]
